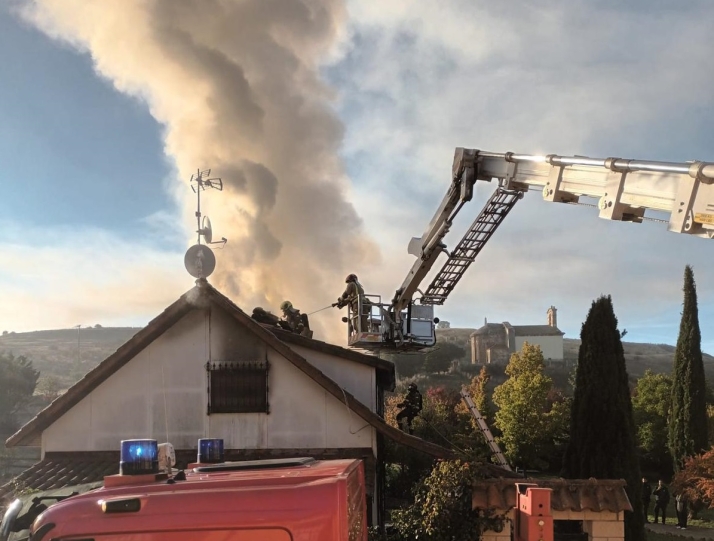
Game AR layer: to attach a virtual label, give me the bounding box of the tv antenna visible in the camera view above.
[184,169,228,280]
[190,169,227,248]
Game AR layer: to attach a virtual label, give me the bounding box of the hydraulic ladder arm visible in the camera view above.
[398,148,714,309]
[365,147,714,352]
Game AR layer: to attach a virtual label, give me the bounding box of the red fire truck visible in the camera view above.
[1,439,367,541]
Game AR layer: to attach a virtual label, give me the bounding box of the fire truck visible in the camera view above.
[346,147,714,351]
[1,439,367,541]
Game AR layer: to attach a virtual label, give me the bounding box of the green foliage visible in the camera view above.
[383,386,493,505]
[633,370,672,471]
[492,343,569,470]
[391,460,504,541]
[423,343,465,375]
[669,265,709,471]
[562,295,644,541]
[458,366,494,424]
[0,351,39,433]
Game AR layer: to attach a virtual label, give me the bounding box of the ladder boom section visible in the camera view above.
[461,390,511,471]
[470,149,714,237]
[391,149,477,315]
[421,187,522,305]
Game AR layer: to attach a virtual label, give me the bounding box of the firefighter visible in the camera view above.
[279,301,312,338]
[336,274,370,333]
[396,383,423,434]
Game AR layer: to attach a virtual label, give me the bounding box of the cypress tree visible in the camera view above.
[562,296,644,541]
[669,265,708,471]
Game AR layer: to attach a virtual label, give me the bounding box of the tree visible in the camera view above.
[669,265,708,471]
[423,342,464,374]
[562,296,644,541]
[456,366,494,424]
[671,448,714,520]
[391,460,504,541]
[36,374,63,403]
[632,370,672,473]
[0,352,40,433]
[492,343,569,470]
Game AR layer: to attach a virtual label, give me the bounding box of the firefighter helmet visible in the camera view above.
[408,383,418,391]
[280,301,293,311]
[345,274,358,283]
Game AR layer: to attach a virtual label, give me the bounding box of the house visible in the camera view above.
[2,279,453,525]
[470,306,564,365]
[472,478,632,541]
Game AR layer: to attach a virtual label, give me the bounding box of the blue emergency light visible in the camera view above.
[120,439,159,475]
[198,438,224,464]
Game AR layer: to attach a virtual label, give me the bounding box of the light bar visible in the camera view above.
[198,438,224,464]
[120,439,159,475]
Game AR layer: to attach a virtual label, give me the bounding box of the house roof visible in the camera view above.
[470,323,564,338]
[471,478,633,513]
[470,323,505,337]
[5,280,449,460]
[511,325,564,337]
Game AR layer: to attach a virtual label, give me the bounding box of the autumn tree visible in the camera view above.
[492,343,569,470]
[669,265,708,471]
[632,370,672,473]
[562,296,644,541]
[456,366,494,425]
[384,385,464,500]
[0,352,39,433]
[671,449,714,520]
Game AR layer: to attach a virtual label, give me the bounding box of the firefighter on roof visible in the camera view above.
[280,301,313,338]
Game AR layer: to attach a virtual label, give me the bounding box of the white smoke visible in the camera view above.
[19,0,378,340]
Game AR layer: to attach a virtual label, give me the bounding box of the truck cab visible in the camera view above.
[1,439,367,541]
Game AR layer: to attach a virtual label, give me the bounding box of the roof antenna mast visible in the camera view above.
[184,169,228,281]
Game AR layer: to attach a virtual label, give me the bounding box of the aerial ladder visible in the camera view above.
[460,389,511,471]
[346,148,714,351]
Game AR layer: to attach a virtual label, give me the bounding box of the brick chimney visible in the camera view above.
[547,306,557,328]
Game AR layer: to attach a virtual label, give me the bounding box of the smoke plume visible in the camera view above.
[20,0,377,339]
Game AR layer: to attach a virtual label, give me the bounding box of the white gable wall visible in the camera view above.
[42,304,377,455]
[514,335,563,360]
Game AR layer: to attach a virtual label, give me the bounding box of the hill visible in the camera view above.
[3,326,713,394]
[0,327,141,389]
[433,328,714,378]
[387,328,714,393]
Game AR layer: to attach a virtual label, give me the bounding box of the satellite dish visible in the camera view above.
[184,244,216,279]
[199,216,213,244]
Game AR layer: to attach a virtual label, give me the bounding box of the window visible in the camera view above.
[206,360,270,414]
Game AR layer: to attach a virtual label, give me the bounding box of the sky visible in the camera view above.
[1,0,713,353]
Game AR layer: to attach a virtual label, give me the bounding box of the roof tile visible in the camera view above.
[471,478,632,513]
